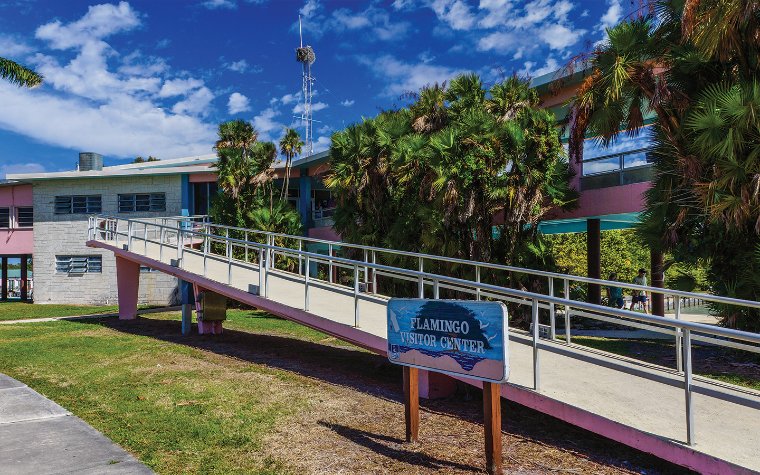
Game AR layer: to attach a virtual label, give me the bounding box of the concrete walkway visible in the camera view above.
[0,374,152,474]
[91,238,760,474]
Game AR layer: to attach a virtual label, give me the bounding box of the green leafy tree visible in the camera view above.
[210,120,301,238]
[567,0,760,329]
[0,57,42,88]
[326,74,576,299]
[279,128,303,200]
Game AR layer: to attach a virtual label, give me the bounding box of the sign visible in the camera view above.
[387,299,509,383]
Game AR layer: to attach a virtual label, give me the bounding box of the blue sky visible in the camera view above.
[0,0,633,175]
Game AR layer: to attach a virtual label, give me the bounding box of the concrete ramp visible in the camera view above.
[87,217,760,474]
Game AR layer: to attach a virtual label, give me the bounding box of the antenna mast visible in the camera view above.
[295,15,316,156]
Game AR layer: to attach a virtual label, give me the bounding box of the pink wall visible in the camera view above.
[188,172,218,183]
[308,226,341,241]
[547,159,650,220]
[0,184,33,255]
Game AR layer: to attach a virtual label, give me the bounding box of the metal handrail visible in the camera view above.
[107,215,760,310]
[88,215,760,446]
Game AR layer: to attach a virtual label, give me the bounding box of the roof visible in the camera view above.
[7,154,217,182]
[530,62,593,92]
[291,150,330,170]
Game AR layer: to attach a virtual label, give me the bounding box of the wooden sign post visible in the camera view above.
[389,299,509,475]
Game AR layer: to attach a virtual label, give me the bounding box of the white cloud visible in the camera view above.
[158,78,204,98]
[0,2,218,160]
[227,92,250,114]
[226,59,248,73]
[252,107,285,142]
[520,56,559,77]
[430,0,477,31]
[35,1,140,49]
[597,0,623,32]
[202,0,237,9]
[293,101,328,114]
[300,0,319,17]
[0,82,214,159]
[1,163,46,178]
[539,23,583,50]
[0,35,33,57]
[313,135,331,152]
[340,99,355,107]
[299,0,410,41]
[172,86,215,116]
[357,55,463,96]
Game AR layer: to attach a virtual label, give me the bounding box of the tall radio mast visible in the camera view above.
[295,16,316,156]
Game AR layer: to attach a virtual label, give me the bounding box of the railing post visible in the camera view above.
[564,278,571,344]
[258,247,265,297]
[675,297,683,373]
[328,244,334,284]
[177,227,184,262]
[298,240,303,276]
[127,221,133,250]
[475,265,481,301]
[160,227,165,262]
[418,257,424,299]
[363,249,369,287]
[548,277,556,340]
[245,231,249,262]
[372,250,377,293]
[225,228,229,258]
[143,224,148,254]
[227,240,232,285]
[683,328,694,445]
[354,264,360,327]
[304,254,310,311]
[434,279,440,299]
[532,298,540,391]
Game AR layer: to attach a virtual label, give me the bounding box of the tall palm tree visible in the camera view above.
[278,128,303,201]
[0,57,42,88]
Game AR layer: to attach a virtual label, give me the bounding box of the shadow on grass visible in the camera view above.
[317,421,480,473]
[83,315,691,474]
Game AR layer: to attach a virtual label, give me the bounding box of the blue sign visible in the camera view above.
[387,299,509,383]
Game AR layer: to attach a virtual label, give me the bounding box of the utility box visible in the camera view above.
[198,291,227,322]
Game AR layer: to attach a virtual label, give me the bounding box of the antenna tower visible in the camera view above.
[296,16,316,156]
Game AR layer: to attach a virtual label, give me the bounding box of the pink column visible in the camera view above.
[418,369,457,399]
[115,256,140,320]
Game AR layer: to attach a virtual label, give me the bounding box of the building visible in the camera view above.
[7,153,218,305]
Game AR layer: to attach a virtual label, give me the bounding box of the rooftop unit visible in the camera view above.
[78,152,103,172]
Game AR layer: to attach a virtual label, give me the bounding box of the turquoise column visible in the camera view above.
[180,174,191,216]
[298,170,312,232]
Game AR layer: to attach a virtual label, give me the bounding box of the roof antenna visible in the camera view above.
[295,15,316,156]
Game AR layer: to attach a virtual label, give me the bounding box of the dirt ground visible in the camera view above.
[110,317,692,474]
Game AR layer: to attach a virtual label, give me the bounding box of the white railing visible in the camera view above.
[88,215,760,447]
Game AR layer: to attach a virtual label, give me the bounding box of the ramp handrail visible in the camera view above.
[88,214,760,447]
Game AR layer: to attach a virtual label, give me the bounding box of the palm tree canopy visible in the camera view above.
[279,128,304,159]
[0,57,42,88]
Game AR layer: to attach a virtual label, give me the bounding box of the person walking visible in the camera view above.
[606,272,625,309]
[630,268,650,313]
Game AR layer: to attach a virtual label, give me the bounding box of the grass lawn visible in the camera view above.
[0,310,689,474]
[0,302,121,321]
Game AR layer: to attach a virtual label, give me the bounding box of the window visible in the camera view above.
[55,195,101,214]
[139,265,154,273]
[118,193,166,213]
[16,207,33,227]
[55,255,102,274]
[0,208,9,228]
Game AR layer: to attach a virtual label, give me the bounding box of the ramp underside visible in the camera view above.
[90,240,760,474]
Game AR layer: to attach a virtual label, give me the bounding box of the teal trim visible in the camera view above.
[180,174,190,216]
[299,171,313,230]
[539,212,641,235]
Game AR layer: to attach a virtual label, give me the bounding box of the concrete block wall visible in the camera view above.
[33,175,182,305]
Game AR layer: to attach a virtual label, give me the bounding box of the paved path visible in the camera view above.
[0,374,152,474]
[94,238,760,473]
[0,306,180,325]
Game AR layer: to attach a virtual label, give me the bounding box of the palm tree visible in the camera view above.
[0,57,42,88]
[567,0,760,329]
[278,128,303,201]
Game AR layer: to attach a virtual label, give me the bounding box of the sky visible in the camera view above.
[0,0,635,175]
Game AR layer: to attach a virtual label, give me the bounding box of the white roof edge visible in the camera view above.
[8,164,216,181]
[106,153,217,170]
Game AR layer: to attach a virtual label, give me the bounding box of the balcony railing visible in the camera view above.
[580,147,654,191]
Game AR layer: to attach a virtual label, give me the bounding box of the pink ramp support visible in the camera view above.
[115,256,140,320]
